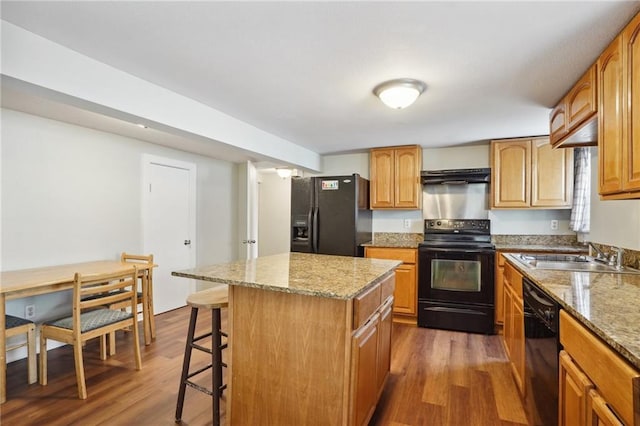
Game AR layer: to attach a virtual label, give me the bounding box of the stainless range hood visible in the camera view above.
[421,168,491,185]
[421,168,491,219]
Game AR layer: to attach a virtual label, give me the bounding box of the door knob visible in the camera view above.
[184,240,191,246]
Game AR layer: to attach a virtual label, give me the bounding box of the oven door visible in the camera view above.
[418,246,495,305]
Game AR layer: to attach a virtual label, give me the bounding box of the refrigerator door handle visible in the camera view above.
[312,207,319,253]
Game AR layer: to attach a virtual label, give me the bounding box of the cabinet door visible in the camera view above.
[376,300,393,397]
[502,283,513,358]
[393,264,416,316]
[394,146,422,209]
[623,13,640,193]
[598,36,625,195]
[512,296,525,395]
[550,102,567,146]
[559,350,595,426]
[531,138,573,208]
[370,149,395,208]
[351,313,380,426]
[566,64,598,130]
[587,389,624,426]
[495,253,505,325]
[492,140,531,208]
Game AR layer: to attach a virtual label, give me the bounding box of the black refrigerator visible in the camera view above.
[290,174,372,257]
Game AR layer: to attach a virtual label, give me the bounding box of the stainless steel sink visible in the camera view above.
[514,253,640,274]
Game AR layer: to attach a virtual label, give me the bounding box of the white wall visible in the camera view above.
[1,108,238,361]
[258,172,291,256]
[586,148,640,250]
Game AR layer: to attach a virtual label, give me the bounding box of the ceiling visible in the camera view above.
[2,1,640,164]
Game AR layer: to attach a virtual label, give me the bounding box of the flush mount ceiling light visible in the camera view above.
[373,78,427,109]
[276,168,292,178]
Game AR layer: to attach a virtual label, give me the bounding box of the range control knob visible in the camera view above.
[436,221,442,226]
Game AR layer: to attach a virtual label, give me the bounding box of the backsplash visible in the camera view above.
[591,242,640,270]
[371,232,424,247]
[492,234,579,246]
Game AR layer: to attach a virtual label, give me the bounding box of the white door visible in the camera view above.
[237,161,259,260]
[142,155,196,313]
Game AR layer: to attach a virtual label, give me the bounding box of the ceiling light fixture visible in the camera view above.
[276,168,292,178]
[373,78,427,109]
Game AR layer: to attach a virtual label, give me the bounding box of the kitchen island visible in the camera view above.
[173,252,401,426]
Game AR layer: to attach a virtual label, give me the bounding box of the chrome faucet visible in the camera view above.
[587,242,608,262]
[612,247,624,269]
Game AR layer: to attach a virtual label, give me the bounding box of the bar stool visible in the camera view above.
[175,285,229,425]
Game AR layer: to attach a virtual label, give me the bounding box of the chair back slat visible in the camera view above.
[74,267,138,313]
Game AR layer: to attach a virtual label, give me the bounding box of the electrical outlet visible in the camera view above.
[550,220,559,230]
[403,219,411,229]
[25,304,35,319]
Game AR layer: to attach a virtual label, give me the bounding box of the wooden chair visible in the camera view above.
[5,315,37,385]
[106,253,155,353]
[39,267,142,400]
[175,286,229,425]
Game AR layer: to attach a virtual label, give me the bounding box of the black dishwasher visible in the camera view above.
[522,277,561,426]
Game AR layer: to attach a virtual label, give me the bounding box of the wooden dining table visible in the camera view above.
[0,260,155,404]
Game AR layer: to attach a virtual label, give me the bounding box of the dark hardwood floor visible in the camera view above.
[1,308,530,425]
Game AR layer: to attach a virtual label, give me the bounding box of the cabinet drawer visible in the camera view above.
[365,247,416,264]
[560,310,639,425]
[353,283,381,330]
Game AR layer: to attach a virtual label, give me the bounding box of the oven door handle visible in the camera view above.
[421,247,495,254]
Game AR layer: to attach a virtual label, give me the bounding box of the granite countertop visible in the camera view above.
[503,253,640,370]
[172,252,401,300]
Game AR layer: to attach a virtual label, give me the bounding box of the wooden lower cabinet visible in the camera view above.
[229,273,395,426]
[559,310,640,426]
[588,389,625,426]
[495,253,506,325]
[365,247,417,321]
[351,312,380,426]
[501,259,525,394]
[559,350,595,426]
[376,298,393,393]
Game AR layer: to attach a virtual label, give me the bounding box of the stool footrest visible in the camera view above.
[186,363,213,381]
[192,343,213,355]
[185,380,214,396]
[193,331,213,343]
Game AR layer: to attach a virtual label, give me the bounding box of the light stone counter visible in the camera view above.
[173,252,401,300]
[504,253,640,370]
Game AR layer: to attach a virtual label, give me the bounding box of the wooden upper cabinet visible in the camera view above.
[566,65,598,130]
[623,13,640,193]
[531,139,574,207]
[550,64,598,148]
[492,139,530,208]
[370,149,395,208]
[599,12,640,199]
[492,137,573,209]
[550,103,567,145]
[598,36,625,195]
[370,145,422,209]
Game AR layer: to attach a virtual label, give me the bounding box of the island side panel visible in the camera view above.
[229,285,351,425]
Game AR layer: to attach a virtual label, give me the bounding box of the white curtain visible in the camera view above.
[569,148,591,232]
